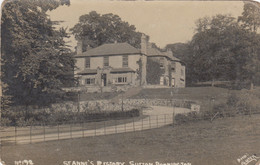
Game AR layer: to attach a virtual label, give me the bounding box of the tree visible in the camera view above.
[1,0,74,109]
[238,2,260,89]
[70,11,142,49]
[238,2,260,32]
[190,14,246,86]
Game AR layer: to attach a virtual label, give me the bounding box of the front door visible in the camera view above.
[102,73,107,86]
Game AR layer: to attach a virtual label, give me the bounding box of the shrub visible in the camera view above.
[0,117,12,126]
[212,103,236,118]
[3,107,142,126]
[174,112,200,125]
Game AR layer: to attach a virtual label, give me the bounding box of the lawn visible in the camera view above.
[131,87,237,112]
[131,87,231,100]
[2,114,260,165]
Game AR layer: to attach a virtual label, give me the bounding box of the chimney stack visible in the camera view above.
[166,48,173,58]
[141,33,147,55]
[76,40,83,54]
[140,33,147,86]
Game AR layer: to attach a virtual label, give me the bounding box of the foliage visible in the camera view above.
[188,13,260,87]
[2,107,141,126]
[1,0,75,107]
[190,15,240,84]
[146,58,164,84]
[70,11,142,49]
[175,112,201,125]
[136,58,142,85]
[238,2,260,32]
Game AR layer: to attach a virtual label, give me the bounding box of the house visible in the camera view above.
[146,44,186,88]
[74,34,185,88]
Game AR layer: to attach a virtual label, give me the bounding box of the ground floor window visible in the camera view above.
[85,78,95,85]
[114,77,127,84]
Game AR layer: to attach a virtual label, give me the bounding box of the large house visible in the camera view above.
[74,34,185,88]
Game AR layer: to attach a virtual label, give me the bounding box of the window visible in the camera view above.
[122,55,128,67]
[85,78,95,85]
[171,61,176,72]
[85,57,90,68]
[114,77,127,84]
[104,56,109,67]
[159,57,164,68]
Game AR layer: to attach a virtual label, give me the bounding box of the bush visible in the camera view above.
[2,107,142,126]
[0,117,12,126]
[175,112,200,125]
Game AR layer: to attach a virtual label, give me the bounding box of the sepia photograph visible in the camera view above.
[1,0,260,165]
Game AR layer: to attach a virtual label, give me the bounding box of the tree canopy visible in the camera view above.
[70,11,142,49]
[171,9,260,88]
[1,0,74,107]
[238,2,260,32]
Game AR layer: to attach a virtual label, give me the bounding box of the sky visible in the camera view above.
[48,0,245,49]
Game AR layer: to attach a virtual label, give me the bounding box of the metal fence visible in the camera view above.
[0,114,174,145]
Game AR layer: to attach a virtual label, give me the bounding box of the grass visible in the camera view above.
[79,92,120,101]
[131,87,233,101]
[131,87,236,112]
[2,114,260,165]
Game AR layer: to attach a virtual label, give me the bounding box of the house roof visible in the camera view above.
[147,47,181,62]
[75,43,141,57]
[75,42,183,64]
[147,47,165,57]
[110,67,135,73]
[162,51,181,62]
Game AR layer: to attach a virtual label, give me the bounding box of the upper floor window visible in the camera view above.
[104,56,109,67]
[171,61,176,72]
[122,55,128,67]
[85,57,90,68]
[159,57,164,68]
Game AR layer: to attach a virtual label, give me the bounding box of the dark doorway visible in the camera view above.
[102,73,107,86]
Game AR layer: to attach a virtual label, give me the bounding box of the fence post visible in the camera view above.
[172,112,175,127]
[70,123,72,139]
[133,118,135,132]
[156,115,158,128]
[124,120,127,133]
[141,117,143,131]
[15,126,17,145]
[149,116,151,129]
[93,122,96,136]
[43,123,45,142]
[57,124,59,140]
[104,121,106,135]
[115,120,117,133]
[30,125,32,144]
[164,114,167,125]
[82,122,84,138]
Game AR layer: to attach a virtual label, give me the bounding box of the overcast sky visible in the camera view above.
[48,0,244,49]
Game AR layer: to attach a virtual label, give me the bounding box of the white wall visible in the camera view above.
[75,54,141,71]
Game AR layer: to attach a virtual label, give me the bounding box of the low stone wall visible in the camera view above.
[10,98,197,114]
[123,99,196,109]
[50,98,196,113]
